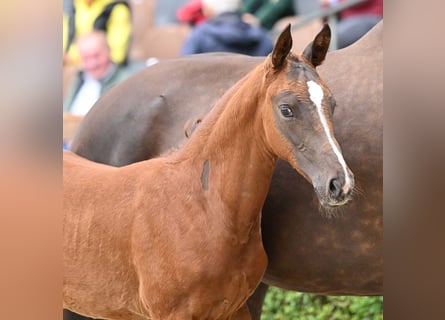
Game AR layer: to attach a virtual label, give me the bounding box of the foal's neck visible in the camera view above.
[175,66,276,233]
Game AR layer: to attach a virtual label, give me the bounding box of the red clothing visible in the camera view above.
[340,0,383,19]
[176,0,206,26]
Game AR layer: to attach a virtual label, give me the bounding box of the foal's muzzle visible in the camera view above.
[326,171,354,206]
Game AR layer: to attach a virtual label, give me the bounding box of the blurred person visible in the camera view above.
[180,0,274,56]
[321,0,383,48]
[63,0,132,66]
[63,31,137,116]
[241,0,295,30]
[64,0,74,13]
[176,0,207,26]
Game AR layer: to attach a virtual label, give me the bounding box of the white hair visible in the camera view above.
[202,0,242,16]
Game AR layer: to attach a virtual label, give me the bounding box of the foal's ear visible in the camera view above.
[302,23,331,67]
[272,24,293,69]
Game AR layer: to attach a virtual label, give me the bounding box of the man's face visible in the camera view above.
[78,36,110,80]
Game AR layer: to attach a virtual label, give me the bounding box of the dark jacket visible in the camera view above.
[241,0,295,30]
[180,12,274,57]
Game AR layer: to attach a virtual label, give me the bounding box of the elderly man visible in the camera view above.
[63,31,136,115]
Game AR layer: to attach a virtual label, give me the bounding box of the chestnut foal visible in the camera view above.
[63,24,353,319]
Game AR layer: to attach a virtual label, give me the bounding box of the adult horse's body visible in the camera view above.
[64,25,354,320]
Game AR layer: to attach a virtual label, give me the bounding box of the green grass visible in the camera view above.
[261,286,383,320]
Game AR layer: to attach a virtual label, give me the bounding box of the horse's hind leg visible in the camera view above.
[246,282,269,320]
[231,304,251,320]
[63,308,146,320]
[63,309,96,320]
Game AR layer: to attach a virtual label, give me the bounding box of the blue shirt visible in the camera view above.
[180,12,274,57]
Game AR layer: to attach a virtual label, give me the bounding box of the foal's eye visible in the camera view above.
[280,104,293,117]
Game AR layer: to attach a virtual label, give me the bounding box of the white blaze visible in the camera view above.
[307,80,352,192]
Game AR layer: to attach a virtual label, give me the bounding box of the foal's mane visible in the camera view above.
[169,60,269,162]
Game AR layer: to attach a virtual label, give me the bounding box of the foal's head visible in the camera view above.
[261,24,354,207]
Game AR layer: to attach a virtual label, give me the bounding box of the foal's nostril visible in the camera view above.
[329,177,343,199]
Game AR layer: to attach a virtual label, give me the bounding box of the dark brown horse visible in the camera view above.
[69,22,382,320]
[64,25,354,319]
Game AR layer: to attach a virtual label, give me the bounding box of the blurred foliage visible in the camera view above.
[261,286,383,320]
